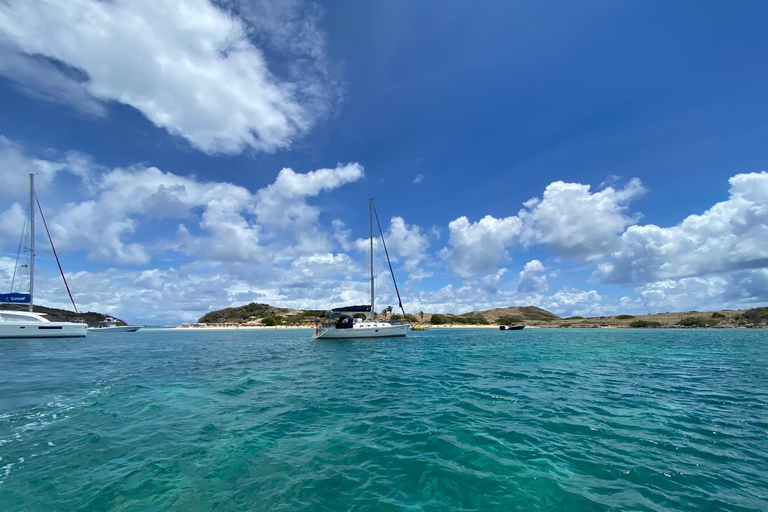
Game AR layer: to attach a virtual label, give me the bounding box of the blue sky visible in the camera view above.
[1,0,767,324]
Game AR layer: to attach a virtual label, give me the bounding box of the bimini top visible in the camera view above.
[331,305,372,313]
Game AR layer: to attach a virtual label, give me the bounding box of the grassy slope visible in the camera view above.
[197,302,768,328]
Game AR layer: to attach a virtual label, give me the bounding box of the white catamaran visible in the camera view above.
[0,173,87,339]
[315,199,409,340]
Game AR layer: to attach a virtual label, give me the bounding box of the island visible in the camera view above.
[180,303,768,329]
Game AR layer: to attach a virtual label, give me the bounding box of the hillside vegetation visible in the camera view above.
[545,308,768,329]
[197,303,324,326]
[194,302,768,328]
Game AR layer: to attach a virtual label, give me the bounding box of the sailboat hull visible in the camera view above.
[315,323,408,339]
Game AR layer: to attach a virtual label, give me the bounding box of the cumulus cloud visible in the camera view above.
[413,174,424,184]
[255,164,363,229]
[383,217,430,275]
[43,166,259,264]
[441,215,522,279]
[0,0,338,155]
[538,287,612,318]
[478,268,508,294]
[254,163,364,255]
[517,259,548,293]
[0,136,74,195]
[635,269,768,312]
[519,178,645,259]
[594,172,768,284]
[0,138,365,270]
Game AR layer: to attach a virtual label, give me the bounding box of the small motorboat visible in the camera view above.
[499,324,525,330]
[88,317,141,333]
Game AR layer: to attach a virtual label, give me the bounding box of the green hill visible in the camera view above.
[197,302,325,325]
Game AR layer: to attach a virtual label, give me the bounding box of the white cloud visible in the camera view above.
[479,268,508,294]
[0,136,70,195]
[517,259,548,293]
[0,137,365,269]
[255,164,363,229]
[595,172,768,284]
[0,0,338,155]
[383,217,430,274]
[331,219,353,251]
[347,215,431,285]
[636,269,768,312]
[519,178,645,259]
[0,44,107,117]
[539,287,610,318]
[0,202,27,246]
[254,163,364,256]
[440,215,522,278]
[413,174,424,184]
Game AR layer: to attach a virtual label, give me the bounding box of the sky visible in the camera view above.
[1,0,767,325]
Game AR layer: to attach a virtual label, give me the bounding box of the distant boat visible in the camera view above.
[88,317,141,333]
[499,324,525,330]
[315,199,408,340]
[0,173,87,339]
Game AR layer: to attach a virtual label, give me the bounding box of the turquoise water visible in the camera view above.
[1,328,766,511]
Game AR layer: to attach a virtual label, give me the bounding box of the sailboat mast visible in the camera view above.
[369,198,374,321]
[29,173,35,312]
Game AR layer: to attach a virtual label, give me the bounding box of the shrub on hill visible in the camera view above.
[565,316,584,320]
[736,307,768,324]
[430,314,449,325]
[616,315,635,320]
[629,320,662,328]
[677,316,706,328]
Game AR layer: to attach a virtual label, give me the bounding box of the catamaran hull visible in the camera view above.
[0,323,87,339]
[315,324,408,339]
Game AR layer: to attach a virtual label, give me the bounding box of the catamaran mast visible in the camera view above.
[29,173,35,312]
[369,198,374,321]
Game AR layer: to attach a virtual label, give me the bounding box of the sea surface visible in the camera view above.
[1,328,766,511]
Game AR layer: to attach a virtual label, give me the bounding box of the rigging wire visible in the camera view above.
[372,201,407,318]
[35,194,80,317]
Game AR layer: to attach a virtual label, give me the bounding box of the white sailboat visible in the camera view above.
[315,199,409,340]
[0,173,87,339]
